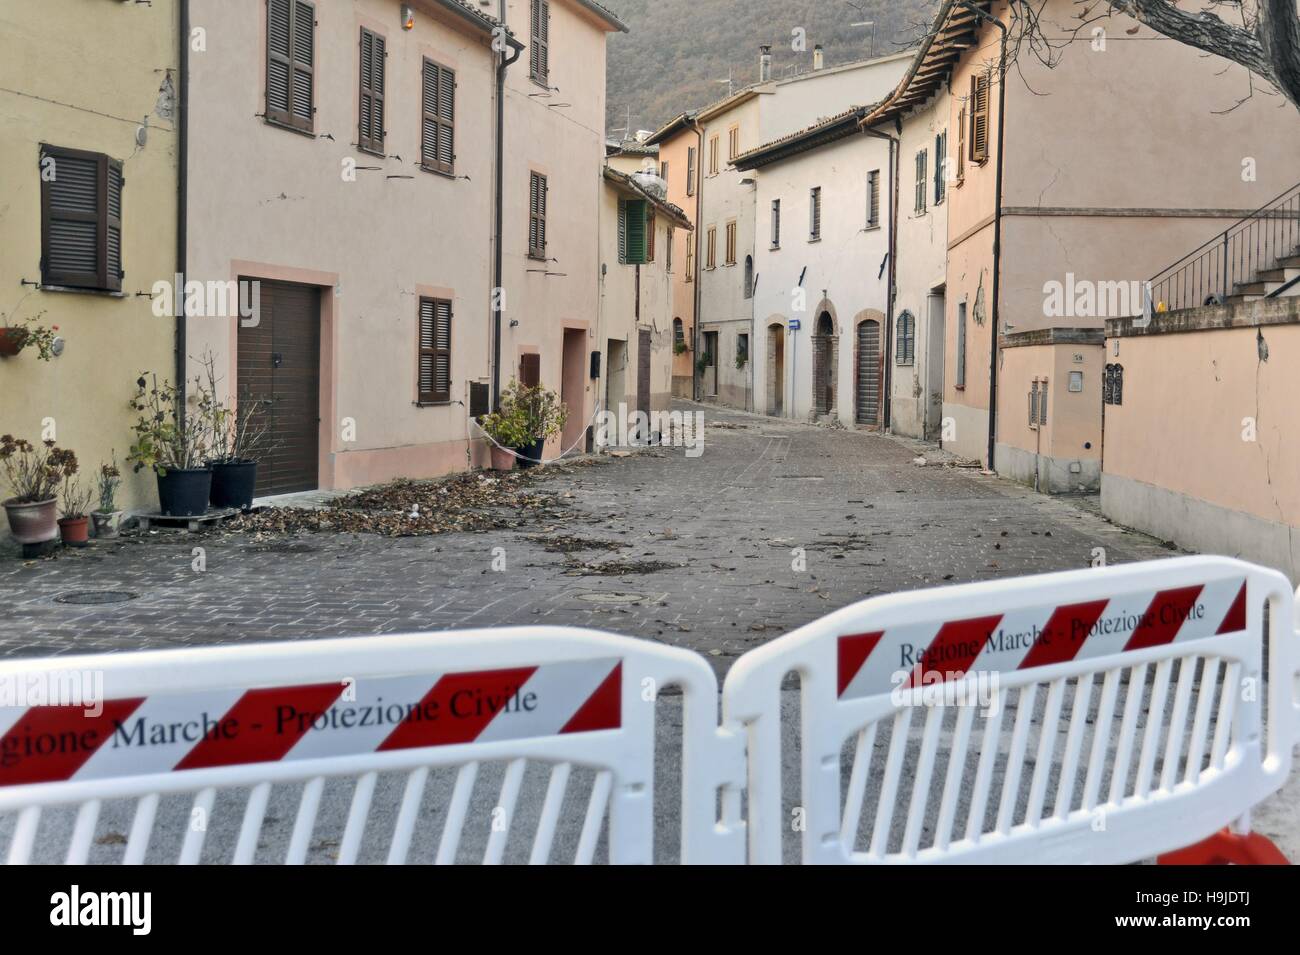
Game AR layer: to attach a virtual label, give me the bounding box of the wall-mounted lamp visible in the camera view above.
[400,4,415,30]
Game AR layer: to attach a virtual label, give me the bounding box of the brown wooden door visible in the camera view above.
[636,328,651,418]
[238,280,320,496]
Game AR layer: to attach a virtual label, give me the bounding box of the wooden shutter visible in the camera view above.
[956,108,966,181]
[934,132,946,203]
[530,0,549,86]
[725,221,736,265]
[422,59,455,174]
[706,226,716,268]
[666,226,673,271]
[867,171,879,228]
[810,188,821,239]
[418,297,452,403]
[771,199,780,247]
[623,199,647,264]
[915,150,928,214]
[686,147,695,196]
[647,212,656,263]
[358,28,385,153]
[685,232,694,278]
[529,172,547,258]
[267,0,314,131]
[41,146,121,292]
[970,74,989,164]
[520,353,541,387]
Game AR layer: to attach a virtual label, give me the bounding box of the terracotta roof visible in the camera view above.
[643,112,697,147]
[606,140,659,157]
[732,105,874,170]
[863,0,990,127]
[603,167,694,229]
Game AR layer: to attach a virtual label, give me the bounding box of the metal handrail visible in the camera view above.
[1148,181,1300,312]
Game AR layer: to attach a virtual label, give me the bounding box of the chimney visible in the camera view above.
[759,45,772,83]
[813,44,825,71]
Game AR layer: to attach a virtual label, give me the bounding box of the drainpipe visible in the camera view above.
[689,118,704,402]
[864,124,898,432]
[958,0,1009,471]
[492,3,522,410]
[175,0,190,421]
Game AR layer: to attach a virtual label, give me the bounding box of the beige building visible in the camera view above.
[0,0,179,535]
[866,0,1300,487]
[597,165,692,437]
[498,0,626,459]
[186,0,517,496]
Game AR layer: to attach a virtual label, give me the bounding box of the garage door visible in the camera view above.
[237,280,321,496]
[855,319,881,427]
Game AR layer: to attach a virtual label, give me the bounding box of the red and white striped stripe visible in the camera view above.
[837,578,1247,700]
[0,659,622,788]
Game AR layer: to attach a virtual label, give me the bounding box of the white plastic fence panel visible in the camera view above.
[0,627,745,865]
[722,556,1297,864]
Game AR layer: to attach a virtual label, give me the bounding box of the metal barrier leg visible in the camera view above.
[1157,829,1290,865]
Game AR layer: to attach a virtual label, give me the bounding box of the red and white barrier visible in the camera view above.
[0,556,1295,865]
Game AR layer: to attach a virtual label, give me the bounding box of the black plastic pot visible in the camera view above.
[156,467,213,517]
[210,459,258,510]
[517,437,546,469]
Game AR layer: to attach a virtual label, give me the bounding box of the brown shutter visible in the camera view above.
[358,28,385,153]
[267,0,314,131]
[530,0,549,85]
[529,172,547,258]
[422,59,455,174]
[520,353,541,387]
[418,297,452,403]
[41,146,121,292]
[970,74,989,164]
[956,108,966,181]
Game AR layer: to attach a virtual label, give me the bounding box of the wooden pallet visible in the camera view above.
[135,508,240,533]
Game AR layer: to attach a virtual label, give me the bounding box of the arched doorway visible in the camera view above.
[766,323,784,416]
[812,311,836,416]
[855,317,883,426]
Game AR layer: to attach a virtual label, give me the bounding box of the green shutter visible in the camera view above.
[623,198,648,265]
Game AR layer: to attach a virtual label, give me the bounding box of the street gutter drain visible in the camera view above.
[54,591,139,606]
[578,592,647,605]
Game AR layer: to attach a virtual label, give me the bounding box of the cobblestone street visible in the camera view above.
[0,402,1178,665]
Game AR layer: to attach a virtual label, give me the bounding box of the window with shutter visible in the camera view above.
[529,172,547,259]
[956,301,967,389]
[934,131,947,205]
[685,232,694,280]
[708,136,719,176]
[686,146,696,196]
[809,187,821,240]
[666,226,673,272]
[914,150,927,215]
[970,73,989,164]
[771,199,781,248]
[519,353,541,387]
[956,108,966,183]
[728,126,739,160]
[706,226,716,269]
[620,199,648,265]
[358,28,386,154]
[422,58,455,175]
[40,145,122,292]
[895,311,915,365]
[724,221,736,266]
[418,297,452,403]
[867,170,880,229]
[530,0,549,87]
[266,0,315,132]
[647,212,656,263]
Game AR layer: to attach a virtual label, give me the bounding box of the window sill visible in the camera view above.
[808,237,821,244]
[357,145,386,159]
[264,116,316,139]
[895,360,915,368]
[531,74,551,91]
[420,164,457,179]
[864,224,881,233]
[527,252,548,262]
[37,284,125,298]
[415,400,452,408]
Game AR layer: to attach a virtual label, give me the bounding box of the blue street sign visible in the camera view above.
[789,319,801,331]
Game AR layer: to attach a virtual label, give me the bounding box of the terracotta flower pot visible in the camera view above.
[489,445,516,471]
[58,515,90,547]
[3,497,58,544]
[91,510,124,539]
[0,328,25,357]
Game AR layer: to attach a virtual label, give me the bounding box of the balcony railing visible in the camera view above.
[1147,181,1300,313]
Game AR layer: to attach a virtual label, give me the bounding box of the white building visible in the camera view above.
[878,89,952,440]
[692,49,912,412]
[735,107,893,426]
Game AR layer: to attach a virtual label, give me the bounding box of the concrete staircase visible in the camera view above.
[1225,250,1300,305]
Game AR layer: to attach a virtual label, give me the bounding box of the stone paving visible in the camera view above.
[0,401,1179,665]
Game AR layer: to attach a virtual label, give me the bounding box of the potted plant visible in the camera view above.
[477,386,531,471]
[674,341,689,356]
[514,382,568,469]
[0,317,59,360]
[57,472,92,547]
[126,373,212,517]
[199,356,272,510]
[0,435,74,545]
[91,457,124,539]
